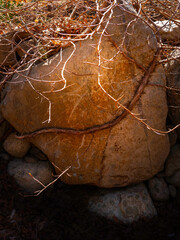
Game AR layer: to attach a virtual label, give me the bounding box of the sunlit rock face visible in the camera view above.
[1,1,169,187]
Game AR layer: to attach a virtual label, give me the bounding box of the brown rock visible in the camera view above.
[29,147,48,161]
[0,31,33,67]
[3,132,31,158]
[0,32,17,67]
[8,159,54,193]
[148,177,169,201]
[1,1,170,187]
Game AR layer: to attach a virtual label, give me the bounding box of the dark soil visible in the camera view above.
[0,158,180,240]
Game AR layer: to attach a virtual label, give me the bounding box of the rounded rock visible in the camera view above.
[8,159,54,193]
[148,177,169,201]
[89,183,157,224]
[3,132,31,158]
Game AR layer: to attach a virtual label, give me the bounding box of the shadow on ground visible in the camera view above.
[0,158,180,240]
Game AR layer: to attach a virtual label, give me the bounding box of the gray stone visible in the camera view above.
[3,132,31,158]
[89,183,157,224]
[154,20,180,42]
[8,159,54,193]
[166,170,180,188]
[148,177,169,201]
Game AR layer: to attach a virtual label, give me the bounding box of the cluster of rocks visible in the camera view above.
[1,132,54,194]
[0,0,179,224]
[0,130,179,223]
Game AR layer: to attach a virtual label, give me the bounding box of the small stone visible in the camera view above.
[3,133,31,158]
[166,170,180,188]
[169,184,177,198]
[89,183,157,224]
[8,159,54,193]
[148,177,169,201]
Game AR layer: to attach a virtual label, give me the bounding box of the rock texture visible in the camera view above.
[169,184,177,198]
[0,111,9,141]
[148,177,169,201]
[0,31,33,68]
[89,183,157,224]
[165,49,180,139]
[8,158,54,193]
[1,1,169,187]
[154,20,180,43]
[165,144,180,188]
[168,127,177,147]
[0,32,17,67]
[165,144,180,176]
[3,132,31,158]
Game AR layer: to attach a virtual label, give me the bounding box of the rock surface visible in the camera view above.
[3,132,31,158]
[169,184,177,198]
[89,183,157,224]
[8,158,54,193]
[0,32,17,67]
[148,177,169,201]
[165,144,180,188]
[29,147,48,161]
[0,31,33,68]
[1,1,169,187]
[165,49,180,139]
[166,171,180,188]
[168,127,177,147]
[154,20,180,43]
[0,112,9,141]
[165,144,180,177]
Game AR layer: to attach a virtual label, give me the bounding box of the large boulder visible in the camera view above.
[1,1,169,187]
